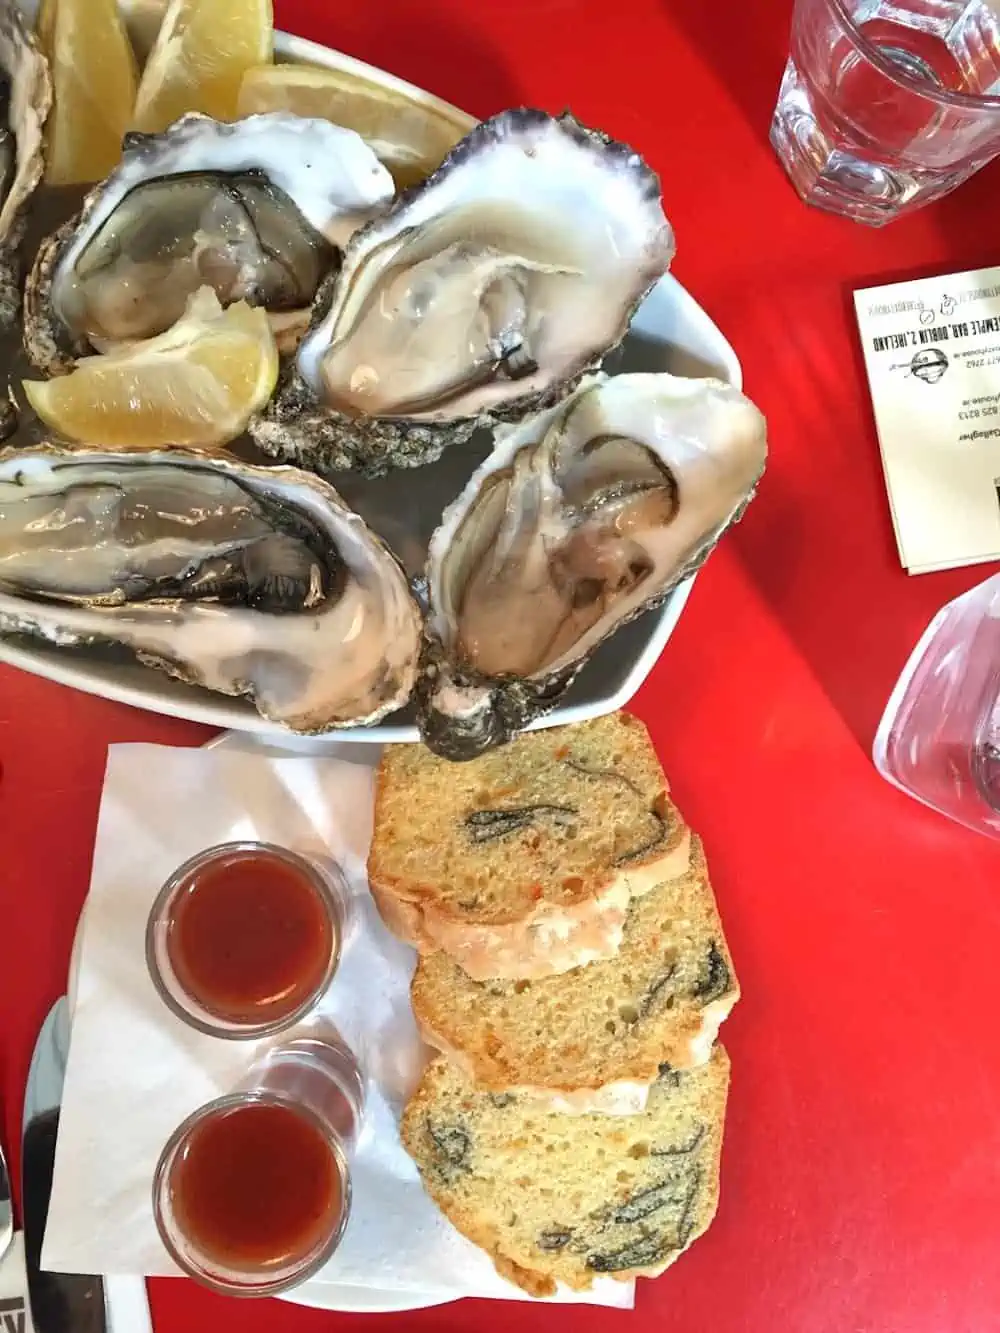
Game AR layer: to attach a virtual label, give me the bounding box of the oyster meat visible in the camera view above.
[0,0,51,329]
[0,444,422,730]
[24,111,394,372]
[418,372,768,759]
[252,108,674,477]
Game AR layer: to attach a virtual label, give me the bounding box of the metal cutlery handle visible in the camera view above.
[0,1134,12,1265]
[23,1109,106,1333]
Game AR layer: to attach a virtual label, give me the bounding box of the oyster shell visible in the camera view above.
[0,443,422,731]
[23,111,394,373]
[251,108,674,477]
[417,372,768,760]
[0,1,51,329]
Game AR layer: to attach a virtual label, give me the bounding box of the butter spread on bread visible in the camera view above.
[411,838,738,1110]
[368,712,690,980]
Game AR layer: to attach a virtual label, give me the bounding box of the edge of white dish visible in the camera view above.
[64,729,642,1314]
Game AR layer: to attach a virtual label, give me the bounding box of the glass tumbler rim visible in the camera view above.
[816,0,1000,112]
[146,839,344,1040]
[152,1090,352,1297]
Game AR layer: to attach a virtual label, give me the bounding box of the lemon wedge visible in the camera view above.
[36,0,138,185]
[237,62,470,189]
[24,289,278,449]
[133,0,273,133]
[119,0,172,66]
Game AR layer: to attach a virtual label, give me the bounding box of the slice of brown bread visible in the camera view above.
[410,838,738,1111]
[401,1046,730,1297]
[368,712,691,980]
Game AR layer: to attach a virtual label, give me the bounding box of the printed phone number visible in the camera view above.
[959,406,1000,420]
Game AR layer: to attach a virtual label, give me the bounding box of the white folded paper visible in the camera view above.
[42,743,634,1310]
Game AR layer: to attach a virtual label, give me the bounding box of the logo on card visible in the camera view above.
[908,348,949,384]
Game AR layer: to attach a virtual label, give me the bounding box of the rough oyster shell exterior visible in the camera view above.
[0,1,51,330]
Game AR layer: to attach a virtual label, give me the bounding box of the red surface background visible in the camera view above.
[3,0,1000,1329]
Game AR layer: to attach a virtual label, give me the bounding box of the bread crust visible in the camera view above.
[413,994,736,1108]
[368,711,684,922]
[401,1048,730,1296]
[410,840,739,1091]
[412,1017,658,1114]
[370,779,692,980]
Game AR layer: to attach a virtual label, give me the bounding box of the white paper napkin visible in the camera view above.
[41,743,634,1309]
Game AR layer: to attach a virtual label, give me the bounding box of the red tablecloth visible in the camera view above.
[4,0,1000,1329]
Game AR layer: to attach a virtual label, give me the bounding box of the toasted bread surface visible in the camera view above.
[369,712,689,979]
[401,1047,730,1296]
[411,838,738,1104]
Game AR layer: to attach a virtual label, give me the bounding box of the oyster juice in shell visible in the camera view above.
[0,444,422,731]
[418,372,768,760]
[252,108,675,477]
[23,111,394,372]
[0,0,51,329]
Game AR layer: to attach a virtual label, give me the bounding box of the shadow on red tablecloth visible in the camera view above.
[663,0,792,151]
[719,275,997,754]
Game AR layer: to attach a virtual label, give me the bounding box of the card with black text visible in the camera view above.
[855,266,1000,574]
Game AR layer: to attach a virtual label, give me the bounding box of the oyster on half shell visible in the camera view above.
[23,111,394,374]
[0,444,423,731]
[0,0,51,329]
[251,108,674,477]
[418,373,768,760]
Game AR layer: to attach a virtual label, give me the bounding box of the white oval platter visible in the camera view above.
[0,29,742,747]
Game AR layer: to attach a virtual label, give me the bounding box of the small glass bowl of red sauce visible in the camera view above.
[154,1034,365,1295]
[146,842,349,1039]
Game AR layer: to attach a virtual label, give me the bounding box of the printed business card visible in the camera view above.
[854,265,1000,573]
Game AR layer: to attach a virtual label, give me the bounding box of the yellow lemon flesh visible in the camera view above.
[133,0,273,133]
[237,62,470,189]
[37,0,138,185]
[24,289,278,450]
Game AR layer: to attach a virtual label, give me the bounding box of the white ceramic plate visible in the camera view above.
[64,730,636,1315]
[0,31,741,745]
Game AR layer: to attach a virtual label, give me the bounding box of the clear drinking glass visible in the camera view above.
[771,0,1000,224]
[146,841,351,1039]
[153,1033,366,1296]
[874,573,1000,837]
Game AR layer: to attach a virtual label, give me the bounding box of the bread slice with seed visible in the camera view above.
[410,837,737,1111]
[368,712,690,980]
[401,1046,729,1297]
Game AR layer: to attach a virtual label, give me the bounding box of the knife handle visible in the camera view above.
[23,1109,107,1333]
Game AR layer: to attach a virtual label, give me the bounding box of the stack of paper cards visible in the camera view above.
[854,265,1000,574]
